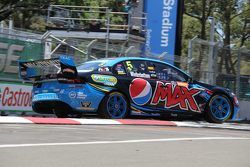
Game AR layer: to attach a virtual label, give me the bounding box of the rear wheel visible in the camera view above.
[205,94,232,123]
[53,105,81,118]
[99,92,129,119]
[54,109,68,118]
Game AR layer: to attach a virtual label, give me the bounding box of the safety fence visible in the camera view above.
[45,4,147,62]
[47,5,147,35]
[188,38,250,100]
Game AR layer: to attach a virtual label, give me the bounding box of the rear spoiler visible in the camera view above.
[19,56,78,81]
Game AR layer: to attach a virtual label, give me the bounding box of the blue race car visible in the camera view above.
[19,56,240,123]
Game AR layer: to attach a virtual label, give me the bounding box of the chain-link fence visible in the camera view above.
[188,38,250,100]
[46,37,145,65]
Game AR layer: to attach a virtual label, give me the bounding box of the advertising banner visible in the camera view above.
[0,37,44,80]
[0,82,33,112]
[144,0,180,62]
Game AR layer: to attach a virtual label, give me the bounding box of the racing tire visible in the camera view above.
[205,94,232,123]
[54,110,82,118]
[99,92,129,119]
[54,109,68,118]
[53,106,82,118]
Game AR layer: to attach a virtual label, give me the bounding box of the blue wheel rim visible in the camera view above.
[107,93,127,119]
[210,96,231,120]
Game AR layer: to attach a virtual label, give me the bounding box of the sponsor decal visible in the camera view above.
[125,61,133,71]
[148,66,155,71]
[60,89,65,94]
[91,74,117,86]
[0,83,32,111]
[117,71,126,75]
[62,68,75,74]
[98,67,109,72]
[130,72,151,78]
[149,70,156,74]
[77,92,87,99]
[151,81,201,112]
[33,93,58,102]
[151,74,157,78]
[69,91,77,98]
[129,78,152,106]
[53,89,60,92]
[79,101,95,110]
[177,82,188,87]
[115,64,126,75]
[139,63,146,71]
[81,101,91,108]
[24,59,60,68]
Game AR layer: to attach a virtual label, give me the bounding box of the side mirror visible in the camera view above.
[188,77,193,83]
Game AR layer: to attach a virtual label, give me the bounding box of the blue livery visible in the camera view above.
[19,56,240,123]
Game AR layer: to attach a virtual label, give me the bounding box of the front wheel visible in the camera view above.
[99,92,129,119]
[205,94,232,123]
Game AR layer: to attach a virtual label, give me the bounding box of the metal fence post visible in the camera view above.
[236,49,241,97]
[187,36,197,74]
[213,43,219,85]
[208,17,215,85]
[105,9,110,58]
[127,11,132,39]
[86,39,97,60]
[124,46,135,57]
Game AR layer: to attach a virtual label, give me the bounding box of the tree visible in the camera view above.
[0,0,53,21]
[215,0,250,74]
[184,0,216,40]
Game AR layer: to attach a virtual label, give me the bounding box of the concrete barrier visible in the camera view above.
[239,100,250,120]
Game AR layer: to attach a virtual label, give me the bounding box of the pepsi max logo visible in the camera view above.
[129,78,152,106]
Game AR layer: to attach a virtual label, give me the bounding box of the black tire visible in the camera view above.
[53,109,68,118]
[53,105,81,118]
[205,94,233,123]
[99,92,129,119]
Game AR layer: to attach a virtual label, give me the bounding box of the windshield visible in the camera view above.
[77,61,106,72]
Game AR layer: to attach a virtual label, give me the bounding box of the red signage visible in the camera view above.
[0,83,32,111]
[151,81,201,112]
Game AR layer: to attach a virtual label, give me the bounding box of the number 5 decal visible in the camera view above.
[126,61,133,71]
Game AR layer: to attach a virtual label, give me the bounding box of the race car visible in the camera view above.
[19,56,240,123]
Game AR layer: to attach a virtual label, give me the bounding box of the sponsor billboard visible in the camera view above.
[144,0,181,63]
[0,82,33,112]
[0,37,44,80]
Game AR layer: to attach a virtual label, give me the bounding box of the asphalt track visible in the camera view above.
[0,123,250,167]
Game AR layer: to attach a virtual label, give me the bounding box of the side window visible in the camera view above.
[147,61,187,82]
[113,63,127,76]
[125,60,151,79]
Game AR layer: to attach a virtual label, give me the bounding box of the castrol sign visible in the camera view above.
[0,83,33,111]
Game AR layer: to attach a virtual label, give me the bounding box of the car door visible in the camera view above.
[146,61,202,113]
[113,60,153,107]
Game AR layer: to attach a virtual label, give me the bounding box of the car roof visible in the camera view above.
[82,57,190,77]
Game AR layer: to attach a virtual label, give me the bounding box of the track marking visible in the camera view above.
[0,137,249,148]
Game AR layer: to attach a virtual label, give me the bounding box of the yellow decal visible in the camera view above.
[91,74,117,86]
[177,82,188,87]
[148,66,155,71]
[126,61,133,71]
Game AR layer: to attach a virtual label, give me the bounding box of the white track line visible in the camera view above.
[0,137,249,148]
[69,118,122,125]
[0,116,32,124]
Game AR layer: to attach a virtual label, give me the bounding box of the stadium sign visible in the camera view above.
[144,0,182,63]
